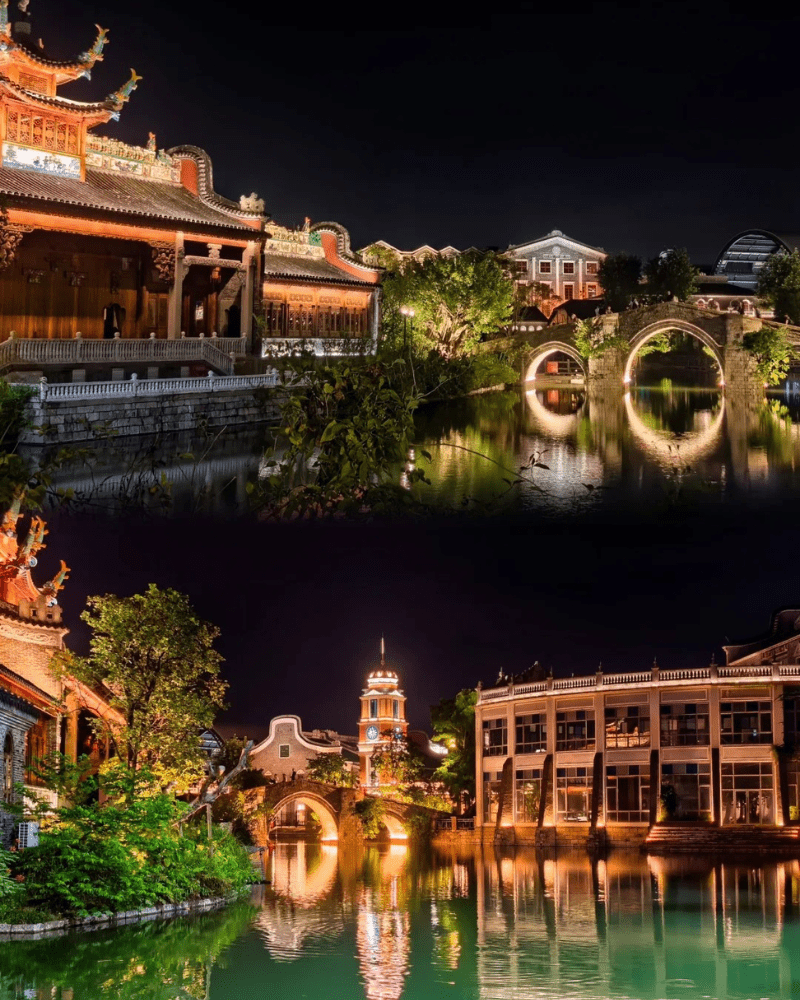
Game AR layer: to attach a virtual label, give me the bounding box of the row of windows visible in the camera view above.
[483,697,791,755]
[518,261,599,276]
[263,303,369,337]
[524,282,598,300]
[483,759,783,825]
[368,698,401,720]
[6,109,80,155]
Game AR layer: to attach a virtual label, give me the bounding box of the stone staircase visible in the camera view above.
[646,823,800,855]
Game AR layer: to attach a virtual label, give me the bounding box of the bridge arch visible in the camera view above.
[379,805,409,842]
[271,791,340,843]
[523,340,586,384]
[624,319,725,385]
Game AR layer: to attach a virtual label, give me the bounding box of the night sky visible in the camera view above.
[39,1,800,263]
[14,2,800,738]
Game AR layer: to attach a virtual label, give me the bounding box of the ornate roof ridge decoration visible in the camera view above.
[166,145,267,223]
[106,68,141,111]
[0,492,69,623]
[77,24,109,78]
[311,221,377,273]
[0,71,118,113]
[0,8,108,76]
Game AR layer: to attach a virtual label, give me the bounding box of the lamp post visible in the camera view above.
[400,306,415,352]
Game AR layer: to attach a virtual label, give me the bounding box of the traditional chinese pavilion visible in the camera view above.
[0,1,265,344]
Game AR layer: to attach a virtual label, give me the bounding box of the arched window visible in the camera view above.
[3,732,13,803]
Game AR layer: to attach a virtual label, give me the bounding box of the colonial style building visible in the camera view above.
[0,497,121,842]
[358,240,464,268]
[249,715,358,781]
[357,640,409,787]
[475,610,800,849]
[505,230,606,316]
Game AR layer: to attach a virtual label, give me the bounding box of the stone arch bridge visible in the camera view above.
[245,779,445,847]
[511,302,793,396]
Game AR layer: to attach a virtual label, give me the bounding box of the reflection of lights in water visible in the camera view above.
[356,887,411,1000]
[624,390,725,468]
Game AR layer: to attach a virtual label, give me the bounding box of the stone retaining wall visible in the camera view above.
[19,388,285,445]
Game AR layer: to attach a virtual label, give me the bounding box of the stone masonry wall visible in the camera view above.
[19,388,285,446]
[0,695,37,846]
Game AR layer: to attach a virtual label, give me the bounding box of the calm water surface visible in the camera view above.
[30,385,800,520]
[2,845,799,999]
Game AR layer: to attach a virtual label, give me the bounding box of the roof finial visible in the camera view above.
[380,634,385,665]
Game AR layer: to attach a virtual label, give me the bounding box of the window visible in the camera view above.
[482,717,508,756]
[515,768,542,823]
[606,764,650,822]
[369,698,378,719]
[515,713,547,754]
[720,700,772,744]
[605,704,650,748]
[562,261,575,274]
[25,717,48,787]
[721,762,775,824]
[556,766,592,821]
[393,700,399,719]
[562,284,574,300]
[514,260,528,277]
[556,709,595,751]
[539,261,551,274]
[660,702,710,746]
[587,284,598,298]
[785,689,800,744]
[2,733,12,803]
[586,262,598,275]
[279,744,290,758]
[660,762,712,820]
[483,770,503,822]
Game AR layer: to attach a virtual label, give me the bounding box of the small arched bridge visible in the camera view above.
[509,301,793,395]
[244,779,445,846]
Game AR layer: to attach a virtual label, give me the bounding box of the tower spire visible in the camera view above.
[380,634,385,665]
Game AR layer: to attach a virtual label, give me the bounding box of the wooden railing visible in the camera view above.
[0,334,248,375]
[23,371,279,402]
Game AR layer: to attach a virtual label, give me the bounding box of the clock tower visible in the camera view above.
[358,639,408,787]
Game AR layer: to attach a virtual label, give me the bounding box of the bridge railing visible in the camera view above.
[22,371,280,402]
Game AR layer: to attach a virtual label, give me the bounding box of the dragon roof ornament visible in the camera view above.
[0,492,69,622]
[77,24,109,79]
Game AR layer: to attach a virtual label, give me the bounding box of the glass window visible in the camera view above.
[720,700,772,744]
[660,702,710,746]
[556,709,595,751]
[721,762,775,824]
[660,762,712,820]
[279,744,290,758]
[515,768,542,823]
[556,766,592,821]
[587,284,598,298]
[586,262,598,275]
[539,261,551,274]
[563,262,575,274]
[516,713,547,754]
[606,764,650,822]
[605,704,650,748]
[483,770,503,823]
[369,698,378,719]
[482,717,508,756]
[393,700,399,720]
[562,284,574,300]
[784,689,800,744]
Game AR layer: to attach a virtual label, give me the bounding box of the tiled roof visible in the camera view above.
[0,74,116,114]
[263,251,376,287]
[0,166,261,234]
[0,662,59,711]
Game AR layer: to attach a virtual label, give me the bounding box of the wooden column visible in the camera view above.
[242,242,257,351]
[167,234,185,340]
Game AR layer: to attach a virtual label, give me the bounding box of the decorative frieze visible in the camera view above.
[85,134,180,183]
[0,210,31,271]
[150,243,175,283]
[265,223,325,259]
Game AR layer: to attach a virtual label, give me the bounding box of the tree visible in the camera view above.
[305,752,357,787]
[644,248,699,302]
[369,733,423,790]
[383,253,514,356]
[758,250,800,325]
[56,584,227,792]
[597,253,642,312]
[742,326,792,386]
[430,689,477,809]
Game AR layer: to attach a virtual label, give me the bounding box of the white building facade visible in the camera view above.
[505,230,606,311]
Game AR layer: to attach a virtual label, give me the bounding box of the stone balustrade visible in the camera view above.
[25,371,279,402]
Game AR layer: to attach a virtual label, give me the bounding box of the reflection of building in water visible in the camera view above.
[475,848,800,999]
[356,846,411,1000]
[476,607,800,849]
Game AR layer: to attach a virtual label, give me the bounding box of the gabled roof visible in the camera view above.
[514,305,549,324]
[508,229,606,255]
[263,251,377,287]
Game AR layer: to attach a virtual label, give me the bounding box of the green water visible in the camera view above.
[3,844,799,999]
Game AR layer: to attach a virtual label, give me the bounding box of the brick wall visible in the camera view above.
[0,695,38,846]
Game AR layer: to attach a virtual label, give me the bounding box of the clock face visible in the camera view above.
[366,725,379,741]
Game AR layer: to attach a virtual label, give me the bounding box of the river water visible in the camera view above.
[28,385,800,520]
[2,845,798,999]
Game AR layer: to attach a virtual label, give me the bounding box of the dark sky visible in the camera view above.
[36,508,800,737]
[36,0,800,263]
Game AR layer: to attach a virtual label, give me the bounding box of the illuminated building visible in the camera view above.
[713,229,800,294]
[505,230,606,317]
[0,496,120,841]
[475,610,800,847]
[357,639,409,788]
